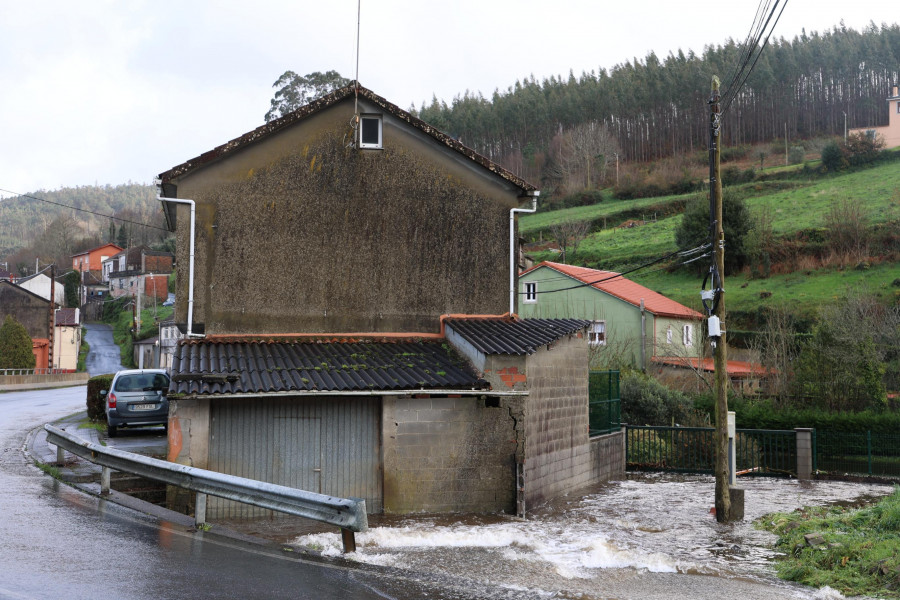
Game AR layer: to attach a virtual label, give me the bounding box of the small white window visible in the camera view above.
[359,115,382,149]
[666,327,673,344]
[523,281,537,303]
[683,324,694,347]
[589,321,606,346]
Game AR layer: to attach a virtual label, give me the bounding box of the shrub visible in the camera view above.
[675,191,752,275]
[0,315,36,369]
[86,373,115,422]
[820,140,847,172]
[788,145,805,165]
[621,370,694,426]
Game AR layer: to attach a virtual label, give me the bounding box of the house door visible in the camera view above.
[207,396,383,518]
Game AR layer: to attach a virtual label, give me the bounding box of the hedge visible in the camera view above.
[86,373,115,422]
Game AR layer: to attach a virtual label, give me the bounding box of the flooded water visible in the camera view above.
[291,473,895,599]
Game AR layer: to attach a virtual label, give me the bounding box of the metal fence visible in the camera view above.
[626,425,798,477]
[815,431,900,478]
[589,370,621,436]
[1,368,77,376]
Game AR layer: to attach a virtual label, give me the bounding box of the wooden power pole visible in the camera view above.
[709,76,732,522]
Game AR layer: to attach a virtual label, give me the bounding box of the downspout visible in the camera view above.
[640,298,646,372]
[156,193,201,338]
[510,191,540,315]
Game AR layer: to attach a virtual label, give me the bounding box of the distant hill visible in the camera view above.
[0,183,167,267]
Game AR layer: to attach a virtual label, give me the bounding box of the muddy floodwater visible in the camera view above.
[287,473,895,599]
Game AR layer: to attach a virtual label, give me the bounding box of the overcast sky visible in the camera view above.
[1,0,895,195]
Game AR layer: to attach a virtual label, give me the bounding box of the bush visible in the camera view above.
[86,373,115,422]
[621,371,694,426]
[0,315,36,369]
[788,145,805,165]
[820,140,846,172]
[675,191,752,275]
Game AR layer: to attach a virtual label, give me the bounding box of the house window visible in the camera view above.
[359,115,382,149]
[666,327,673,344]
[682,324,694,347]
[523,281,537,303]
[589,321,606,346]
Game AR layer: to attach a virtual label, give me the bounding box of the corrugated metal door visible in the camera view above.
[207,396,382,518]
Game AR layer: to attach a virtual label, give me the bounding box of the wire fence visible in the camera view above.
[589,370,620,436]
[815,431,900,478]
[625,426,798,477]
[625,425,900,480]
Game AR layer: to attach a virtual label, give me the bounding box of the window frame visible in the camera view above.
[588,320,606,347]
[682,324,694,347]
[523,281,537,304]
[666,326,673,344]
[359,114,383,149]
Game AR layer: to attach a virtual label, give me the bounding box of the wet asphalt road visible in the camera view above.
[83,322,125,376]
[0,387,504,600]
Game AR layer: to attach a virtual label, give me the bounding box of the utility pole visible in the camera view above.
[48,264,55,371]
[708,77,733,523]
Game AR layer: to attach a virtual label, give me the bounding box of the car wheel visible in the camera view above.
[107,424,118,438]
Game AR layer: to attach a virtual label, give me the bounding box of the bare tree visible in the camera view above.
[548,220,592,264]
[554,121,619,190]
[824,199,870,265]
[750,305,799,404]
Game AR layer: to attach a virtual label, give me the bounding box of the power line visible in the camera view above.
[721,0,788,114]
[0,187,169,232]
[522,243,712,296]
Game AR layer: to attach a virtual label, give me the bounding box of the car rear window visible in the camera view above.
[115,374,170,392]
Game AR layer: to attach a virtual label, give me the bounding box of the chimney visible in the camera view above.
[893,85,899,97]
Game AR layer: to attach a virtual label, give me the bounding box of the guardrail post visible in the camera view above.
[195,493,207,527]
[341,528,356,553]
[56,445,65,467]
[795,428,813,480]
[101,466,111,494]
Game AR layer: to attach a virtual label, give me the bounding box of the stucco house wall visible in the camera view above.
[517,264,703,368]
[162,94,527,335]
[849,85,900,149]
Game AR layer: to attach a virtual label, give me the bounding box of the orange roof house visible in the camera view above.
[518,261,704,369]
[71,243,123,274]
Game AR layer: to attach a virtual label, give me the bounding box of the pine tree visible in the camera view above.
[0,315,36,369]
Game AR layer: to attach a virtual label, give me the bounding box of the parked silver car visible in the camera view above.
[102,369,170,437]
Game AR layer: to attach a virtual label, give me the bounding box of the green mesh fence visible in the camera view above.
[814,431,900,477]
[625,426,797,477]
[588,370,621,436]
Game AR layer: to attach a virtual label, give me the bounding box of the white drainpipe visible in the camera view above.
[510,191,540,315]
[156,194,201,338]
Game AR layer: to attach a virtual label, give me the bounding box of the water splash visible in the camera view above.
[291,474,890,598]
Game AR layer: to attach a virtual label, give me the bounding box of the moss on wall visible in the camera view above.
[177,123,518,334]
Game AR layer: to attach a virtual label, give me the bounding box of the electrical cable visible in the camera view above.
[0,187,169,232]
[524,243,712,296]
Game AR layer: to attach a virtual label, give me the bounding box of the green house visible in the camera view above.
[518,261,704,369]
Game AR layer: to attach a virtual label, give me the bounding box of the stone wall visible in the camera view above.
[382,394,519,513]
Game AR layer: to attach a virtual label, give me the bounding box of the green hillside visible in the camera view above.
[520,157,900,325]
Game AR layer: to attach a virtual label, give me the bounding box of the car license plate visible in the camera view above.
[132,403,157,411]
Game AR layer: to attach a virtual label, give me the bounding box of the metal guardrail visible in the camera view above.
[2,368,77,376]
[44,424,367,552]
[815,430,900,478]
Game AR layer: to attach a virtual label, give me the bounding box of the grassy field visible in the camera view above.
[757,487,900,598]
[521,159,900,322]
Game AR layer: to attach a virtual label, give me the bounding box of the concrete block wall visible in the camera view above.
[382,394,519,513]
[590,430,625,483]
[166,396,210,514]
[484,333,592,509]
